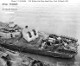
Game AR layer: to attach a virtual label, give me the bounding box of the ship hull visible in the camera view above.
[0,43,76,59]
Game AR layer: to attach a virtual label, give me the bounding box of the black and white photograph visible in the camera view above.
[0,0,80,66]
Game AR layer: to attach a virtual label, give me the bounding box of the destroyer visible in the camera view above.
[0,22,79,58]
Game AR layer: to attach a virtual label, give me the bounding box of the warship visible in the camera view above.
[0,22,79,58]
